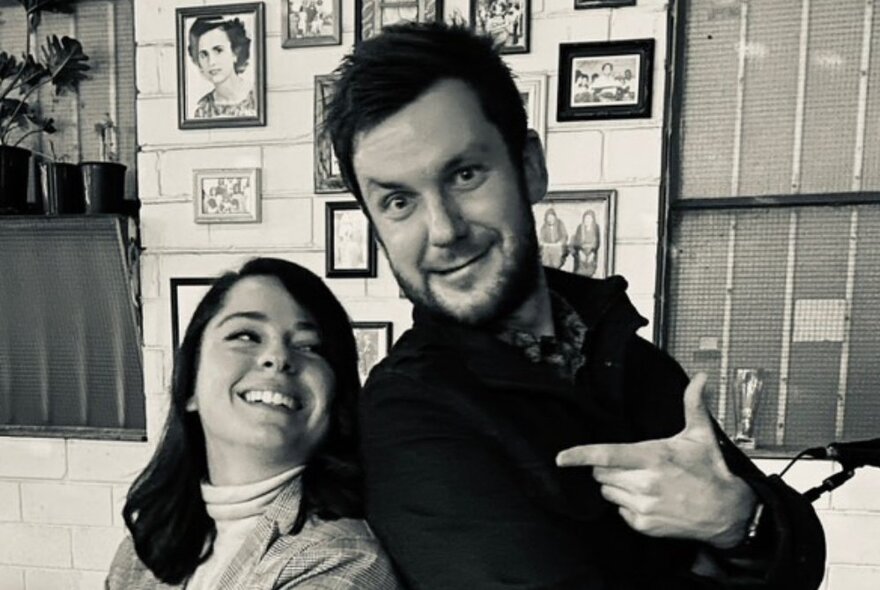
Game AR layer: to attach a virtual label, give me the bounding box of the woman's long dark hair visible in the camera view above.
[122,257,364,584]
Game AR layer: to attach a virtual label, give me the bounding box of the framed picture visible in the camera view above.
[355,0,443,44]
[170,278,214,350]
[283,0,341,47]
[557,39,654,121]
[351,321,393,384]
[326,201,377,278]
[193,168,261,223]
[471,0,530,54]
[176,3,266,129]
[515,73,547,146]
[444,0,470,25]
[532,190,616,278]
[574,0,636,8]
[314,74,346,193]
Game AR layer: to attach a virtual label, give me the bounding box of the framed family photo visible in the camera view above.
[314,75,347,193]
[574,0,636,8]
[193,168,261,223]
[532,190,616,279]
[351,321,393,384]
[471,0,530,54]
[325,201,377,278]
[176,3,266,129]
[355,0,443,43]
[557,39,653,121]
[283,0,341,47]
[170,278,215,350]
[515,73,547,146]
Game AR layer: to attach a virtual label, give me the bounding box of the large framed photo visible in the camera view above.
[283,0,341,47]
[314,75,346,193]
[193,168,261,223]
[471,0,530,54]
[355,0,443,44]
[176,3,266,129]
[533,190,616,278]
[557,39,653,121]
[326,201,377,278]
[574,0,636,8]
[515,73,547,146]
[170,278,215,350]
[351,321,393,384]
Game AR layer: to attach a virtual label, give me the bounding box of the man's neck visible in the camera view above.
[494,268,555,338]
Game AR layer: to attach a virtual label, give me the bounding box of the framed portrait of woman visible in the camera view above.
[176,3,266,129]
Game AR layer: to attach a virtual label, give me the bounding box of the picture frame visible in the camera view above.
[557,39,654,121]
[176,3,266,129]
[351,321,393,384]
[170,278,215,350]
[574,0,636,8]
[314,74,347,193]
[355,0,444,44]
[532,190,616,278]
[515,73,547,147]
[283,0,342,47]
[471,0,530,54]
[325,201,377,278]
[443,0,470,25]
[193,168,261,223]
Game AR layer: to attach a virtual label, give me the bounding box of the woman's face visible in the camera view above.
[196,27,237,86]
[189,276,336,476]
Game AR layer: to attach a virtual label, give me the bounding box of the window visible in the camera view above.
[663,0,880,452]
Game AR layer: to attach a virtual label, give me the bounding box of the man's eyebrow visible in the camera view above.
[364,142,493,191]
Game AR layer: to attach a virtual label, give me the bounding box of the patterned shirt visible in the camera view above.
[194,88,257,119]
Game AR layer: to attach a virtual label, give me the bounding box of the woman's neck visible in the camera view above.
[212,73,249,104]
[205,443,305,486]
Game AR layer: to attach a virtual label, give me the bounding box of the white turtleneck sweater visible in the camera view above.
[186,465,305,590]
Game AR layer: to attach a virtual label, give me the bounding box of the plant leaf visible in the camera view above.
[40,34,89,94]
[18,54,51,93]
[0,98,33,129]
[0,52,22,81]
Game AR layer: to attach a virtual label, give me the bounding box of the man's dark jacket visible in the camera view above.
[359,269,826,590]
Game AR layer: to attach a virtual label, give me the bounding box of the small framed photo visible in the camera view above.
[471,0,530,54]
[193,168,261,223]
[444,0,470,25]
[326,201,377,278]
[283,0,341,47]
[176,3,266,129]
[355,0,443,44]
[351,321,393,384]
[314,74,346,193]
[557,39,654,121]
[515,73,547,146]
[170,278,215,350]
[533,190,616,278]
[574,0,636,8]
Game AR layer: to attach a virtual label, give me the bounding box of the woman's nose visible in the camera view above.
[258,345,293,373]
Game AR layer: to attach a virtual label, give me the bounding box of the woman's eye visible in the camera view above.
[292,342,322,354]
[227,330,259,343]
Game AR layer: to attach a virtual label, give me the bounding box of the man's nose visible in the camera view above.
[426,195,467,247]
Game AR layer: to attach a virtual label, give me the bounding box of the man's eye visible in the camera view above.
[381,194,414,218]
[451,166,486,188]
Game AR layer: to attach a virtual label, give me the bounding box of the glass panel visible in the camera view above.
[862,7,880,190]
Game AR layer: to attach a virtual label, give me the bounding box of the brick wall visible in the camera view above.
[1,0,877,588]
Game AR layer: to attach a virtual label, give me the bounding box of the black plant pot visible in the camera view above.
[0,145,33,214]
[80,161,127,214]
[40,161,85,214]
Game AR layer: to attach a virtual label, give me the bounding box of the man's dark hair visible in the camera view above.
[325,22,528,205]
[188,16,251,74]
[122,257,363,584]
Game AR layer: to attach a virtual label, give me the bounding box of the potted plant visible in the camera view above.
[38,142,83,214]
[0,0,89,214]
[80,113,129,214]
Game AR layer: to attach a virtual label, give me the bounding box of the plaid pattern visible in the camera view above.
[106,478,402,590]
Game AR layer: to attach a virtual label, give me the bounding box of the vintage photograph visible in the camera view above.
[176,3,266,129]
[283,0,341,47]
[356,0,443,43]
[471,0,530,54]
[574,0,636,8]
[326,201,377,277]
[515,73,547,146]
[314,74,346,193]
[532,190,616,278]
[193,168,261,223]
[558,39,653,121]
[351,321,393,385]
[170,278,214,350]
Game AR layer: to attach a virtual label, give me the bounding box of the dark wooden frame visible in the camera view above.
[574,0,636,9]
[282,0,342,47]
[325,201,378,278]
[314,74,347,193]
[470,0,530,54]
[170,277,215,350]
[355,0,444,44]
[557,38,654,122]
[176,3,267,129]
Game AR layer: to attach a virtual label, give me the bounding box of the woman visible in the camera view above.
[570,210,601,277]
[188,16,256,119]
[537,207,568,269]
[107,258,401,589]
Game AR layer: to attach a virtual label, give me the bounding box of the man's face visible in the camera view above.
[352,79,543,326]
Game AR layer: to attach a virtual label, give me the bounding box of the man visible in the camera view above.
[326,23,825,590]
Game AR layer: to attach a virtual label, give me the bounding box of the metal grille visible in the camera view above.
[0,217,144,435]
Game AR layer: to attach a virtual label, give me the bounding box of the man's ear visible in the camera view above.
[185,396,198,412]
[522,129,548,205]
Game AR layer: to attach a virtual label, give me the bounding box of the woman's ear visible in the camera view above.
[185,396,198,412]
[522,130,548,205]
